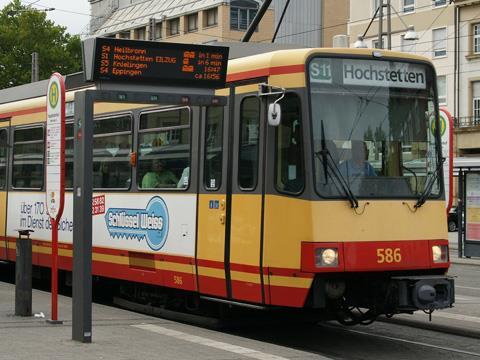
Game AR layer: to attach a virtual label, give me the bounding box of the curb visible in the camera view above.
[378,316,480,340]
[450,258,480,266]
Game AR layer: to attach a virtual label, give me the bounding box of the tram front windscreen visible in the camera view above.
[308,57,442,199]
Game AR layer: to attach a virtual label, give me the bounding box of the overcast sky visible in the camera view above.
[0,0,91,35]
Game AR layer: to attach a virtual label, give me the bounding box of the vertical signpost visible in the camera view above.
[46,73,66,324]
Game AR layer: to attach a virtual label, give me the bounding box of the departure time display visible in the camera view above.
[91,38,229,88]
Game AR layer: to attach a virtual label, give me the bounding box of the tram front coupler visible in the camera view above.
[391,275,455,312]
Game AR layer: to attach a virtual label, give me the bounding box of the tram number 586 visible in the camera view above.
[376,248,402,264]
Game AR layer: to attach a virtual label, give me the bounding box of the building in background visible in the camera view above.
[454,0,480,157]
[88,0,349,47]
[271,0,349,47]
[348,0,454,117]
[89,0,274,44]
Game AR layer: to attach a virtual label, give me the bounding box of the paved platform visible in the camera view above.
[448,232,480,266]
[0,282,329,360]
[0,233,475,359]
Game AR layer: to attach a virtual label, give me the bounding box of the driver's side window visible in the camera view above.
[275,93,304,194]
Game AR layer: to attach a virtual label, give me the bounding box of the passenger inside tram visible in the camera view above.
[141,158,178,188]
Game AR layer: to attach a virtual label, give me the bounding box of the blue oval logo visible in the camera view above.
[105,196,169,251]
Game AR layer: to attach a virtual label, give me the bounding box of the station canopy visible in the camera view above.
[453,157,480,176]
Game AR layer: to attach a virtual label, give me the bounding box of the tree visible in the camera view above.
[0,0,82,89]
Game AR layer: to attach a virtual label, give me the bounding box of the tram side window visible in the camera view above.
[238,97,260,190]
[0,129,7,190]
[275,94,304,194]
[204,106,223,190]
[65,122,74,188]
[93,115,132,189]
[138,108,190,189]
[12,127,44,189]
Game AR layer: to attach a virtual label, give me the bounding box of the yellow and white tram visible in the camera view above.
[0,46,454,323]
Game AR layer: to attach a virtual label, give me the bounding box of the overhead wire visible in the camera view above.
[418,5,480,57]
[18,0,470,55]
[255,1,456,43]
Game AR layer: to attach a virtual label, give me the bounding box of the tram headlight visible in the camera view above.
[315,248,338,267]
[432,245,448,263]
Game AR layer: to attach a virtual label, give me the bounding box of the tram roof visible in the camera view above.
[226,47,433,76]
[0,72,88,106]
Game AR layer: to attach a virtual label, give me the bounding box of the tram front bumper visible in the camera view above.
[392,275,455,311]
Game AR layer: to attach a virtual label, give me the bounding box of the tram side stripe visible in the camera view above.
[0,106,46,118]
[226,64,305,83]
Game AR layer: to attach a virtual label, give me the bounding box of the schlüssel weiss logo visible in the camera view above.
[105,196,169,251]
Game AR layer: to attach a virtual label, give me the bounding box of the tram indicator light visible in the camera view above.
[83,37,229,89]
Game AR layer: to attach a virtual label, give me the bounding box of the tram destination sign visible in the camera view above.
[83,37,229,88]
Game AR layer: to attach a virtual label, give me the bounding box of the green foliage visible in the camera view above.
[0,0,82,89]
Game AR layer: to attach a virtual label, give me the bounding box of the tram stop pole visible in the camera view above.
[15,229,33,316]
[72,90,93,343]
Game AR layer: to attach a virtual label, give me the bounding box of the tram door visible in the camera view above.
[196,84,266,304]
[227,84,266,304]
[0,120,9,260]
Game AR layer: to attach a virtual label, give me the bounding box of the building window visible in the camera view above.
[403,0,414,13]
[230,1,258,31]
[168,18,180,36]
[474,82,480,123]
[437,75,447,105]
[372,37,385,49]
[433,27,447,57]
[135,27,146,40]
[204,7,218,27]
[373,0,380,17]
[474,23,480,54]
[434,0,447,6]
[118,31,130,39]
[401,35,416,53]
[155,22,162,39]
[187,13,198,32]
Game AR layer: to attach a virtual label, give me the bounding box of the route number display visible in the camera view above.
[89,37,229,88]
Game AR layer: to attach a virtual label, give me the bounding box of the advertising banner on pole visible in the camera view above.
[466,172,480,242]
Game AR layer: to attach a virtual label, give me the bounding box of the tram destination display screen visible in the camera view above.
[88,37,229,88]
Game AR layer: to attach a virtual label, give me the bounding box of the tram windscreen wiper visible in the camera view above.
[414,157,445,209]
[315,121,359,209]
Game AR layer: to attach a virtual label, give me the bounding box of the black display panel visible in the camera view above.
[91,38,229,88]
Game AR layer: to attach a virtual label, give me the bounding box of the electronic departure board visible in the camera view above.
[87,37,229,88]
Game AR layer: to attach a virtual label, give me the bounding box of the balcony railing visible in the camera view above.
[454,116,480,129]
